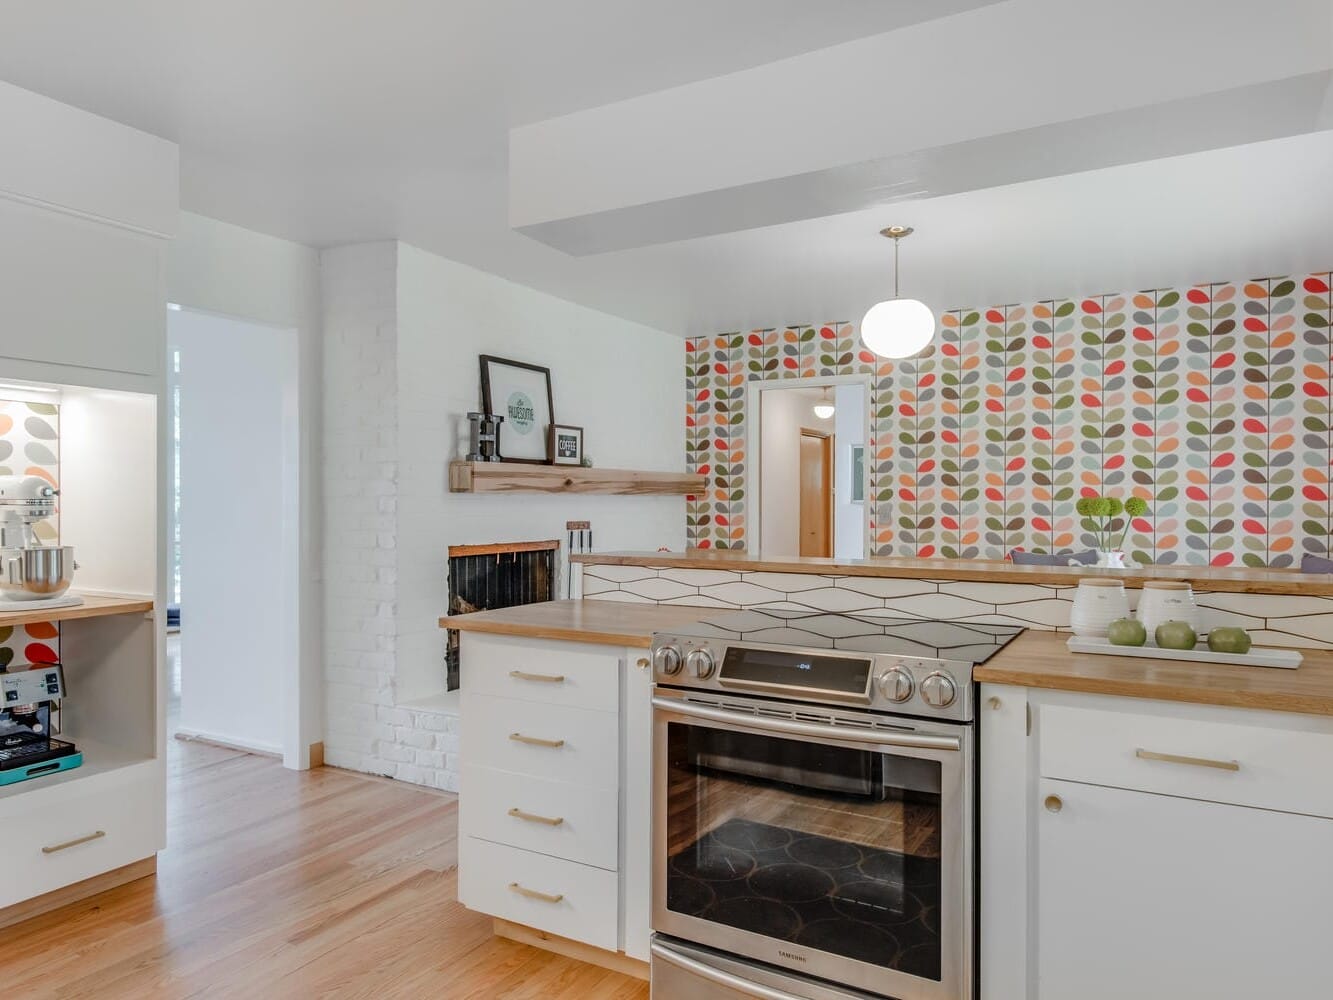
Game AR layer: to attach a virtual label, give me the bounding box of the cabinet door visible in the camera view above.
[1037,779,1333,1000]
[621,648,654,961]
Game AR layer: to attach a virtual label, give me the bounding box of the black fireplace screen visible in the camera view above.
[446,542,557,690]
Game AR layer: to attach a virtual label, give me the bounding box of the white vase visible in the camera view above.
[1096,549,1126,568]
[1070,579,1131,637]
[1137,581,1197,639]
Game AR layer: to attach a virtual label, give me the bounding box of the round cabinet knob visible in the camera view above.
[920,671,958,709]
[1044,795,1064,814]
[653,645,683,675]
[684,648,716,680]
[876,666,914,703]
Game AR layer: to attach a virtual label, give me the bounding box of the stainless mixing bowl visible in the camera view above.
[0,546,76,599]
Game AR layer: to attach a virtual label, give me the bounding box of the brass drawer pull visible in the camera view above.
[509,882,564,904]
[509,732,565,749]
[1135,748,1240,772]
[1044,795,1063,814]
[509,670,565,684]
[42,830,106,855]
[508,807,564,827]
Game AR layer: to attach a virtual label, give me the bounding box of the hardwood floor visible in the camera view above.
[0,738,649,999]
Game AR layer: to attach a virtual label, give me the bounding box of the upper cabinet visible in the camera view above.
[0,80,177,382]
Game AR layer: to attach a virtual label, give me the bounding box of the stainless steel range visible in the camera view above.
[649,609,1023,1000]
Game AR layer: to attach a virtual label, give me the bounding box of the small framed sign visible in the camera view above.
[849,444,866,503]
[550,424,584,466]
[480,355,555,463]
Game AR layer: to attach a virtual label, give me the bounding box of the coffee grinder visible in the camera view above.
[0,664,81,784]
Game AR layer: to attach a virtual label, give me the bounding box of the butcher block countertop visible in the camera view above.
[977,631,1333,716]
[440,599,713,648]
[573,550,1332,597]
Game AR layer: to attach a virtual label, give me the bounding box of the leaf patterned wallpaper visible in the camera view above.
[684,270,1333,567]
[0,399,60,667]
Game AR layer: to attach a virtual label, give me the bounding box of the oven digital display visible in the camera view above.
[719,647,872,696]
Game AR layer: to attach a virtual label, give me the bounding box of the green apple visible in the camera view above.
[1207,627,1252,654]
[1155,621,1198,650]
[1106,618,1147,646]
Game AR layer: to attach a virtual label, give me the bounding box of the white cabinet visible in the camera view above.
[458,633,654,964]
[982,685,1333,1000]
[1036,778,1333,1000]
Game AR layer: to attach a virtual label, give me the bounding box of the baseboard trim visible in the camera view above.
[493,918,649,981]
[0,856,157,931]
[308,741,324,768]
[173,728,281,758]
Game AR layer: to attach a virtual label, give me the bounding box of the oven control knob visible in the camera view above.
[685,648,716,680]
[876,666,915,703]
[653,645,683,675]
[920,671,958,709]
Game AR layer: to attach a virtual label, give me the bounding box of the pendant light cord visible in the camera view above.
[894,236,900,298]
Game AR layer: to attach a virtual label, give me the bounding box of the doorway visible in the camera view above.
[167,307,300,760]
[799,429,832,557]
[751,377,870,559]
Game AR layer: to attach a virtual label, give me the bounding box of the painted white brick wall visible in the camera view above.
[321,240,684,792]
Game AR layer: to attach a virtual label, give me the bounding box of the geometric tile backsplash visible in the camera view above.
[686,270,1333,568]
[580,562,1333,650]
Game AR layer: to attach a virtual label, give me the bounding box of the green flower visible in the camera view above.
[1124,496,1149,518]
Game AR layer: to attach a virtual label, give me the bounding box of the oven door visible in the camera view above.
[652,691,972,1000]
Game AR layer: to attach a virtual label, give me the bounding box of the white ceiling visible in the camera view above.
[1,0,1331,336]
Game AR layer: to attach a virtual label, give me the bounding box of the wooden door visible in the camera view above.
[799,430,831,557]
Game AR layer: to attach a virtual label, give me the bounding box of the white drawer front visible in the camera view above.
[459,836,618,950]
[463,765,618,870]
[463,693,618,788]
[0,762,160,907]
[1040,703,1333,818]
[462,634,621,714]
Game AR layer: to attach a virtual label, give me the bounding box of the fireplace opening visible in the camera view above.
[446,540,559,690]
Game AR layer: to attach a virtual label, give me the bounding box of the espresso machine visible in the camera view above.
[0,475,79,607]
[0,664,81,784]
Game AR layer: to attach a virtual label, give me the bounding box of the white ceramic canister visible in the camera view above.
[1070,579,1131,637]
[1137,580,1198,638]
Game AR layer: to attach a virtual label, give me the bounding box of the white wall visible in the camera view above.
[166,212,322,769]
[759,388,819,556]
[321,239,685,790]
[169,309,298,756]
[834,382,866,559]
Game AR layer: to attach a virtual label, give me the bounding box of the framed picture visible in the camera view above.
[550,424,584,466]
[480,355,555,463]
[849,444,866,503]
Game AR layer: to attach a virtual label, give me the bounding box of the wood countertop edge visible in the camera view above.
[972,666,1333,716]
[571,552,1331,597]
[0,594,155,627]
[438,617,656,649]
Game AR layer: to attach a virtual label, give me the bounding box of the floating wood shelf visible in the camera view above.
[449,461,706,496]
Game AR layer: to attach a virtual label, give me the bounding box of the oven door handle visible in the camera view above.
[651,940,810,1000]
[651,697,962,752]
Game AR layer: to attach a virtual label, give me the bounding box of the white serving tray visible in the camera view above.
[1066,635,1302,670]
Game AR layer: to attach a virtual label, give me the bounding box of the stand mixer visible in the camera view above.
[0,475,78,605]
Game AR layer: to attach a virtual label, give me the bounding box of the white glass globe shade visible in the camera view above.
[860,298,936,359]
[812,401,835,420]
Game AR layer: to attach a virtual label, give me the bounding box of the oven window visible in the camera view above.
[665,721,943,981]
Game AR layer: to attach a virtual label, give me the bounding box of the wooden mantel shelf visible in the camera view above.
[449,461,706,496]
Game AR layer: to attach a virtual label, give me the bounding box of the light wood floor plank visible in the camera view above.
[0,742,648,999]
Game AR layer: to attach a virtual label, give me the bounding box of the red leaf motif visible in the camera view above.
[1106,455,1126,470]
[1032,517,1052,532]
[1186,288,1210,304]
[1304,485,1330,502]
[1132,326,1154,341]
[1105,360,1126,376]
[1132,422,1153,437]
[1005,458,1024,472]
[918,545,936,558]
[1243,418,1266,434]
[1243,318,1266,333]
[986,309,1004,323]
[1306,382,1329,398]
[1186,388,1208,403]
[900,489,917,502]
[1211,552,1235,566]
[1242,519,1266,535]
[985,488,1003,502]
[1082,299,1102,314]
[25,643,58,664]
[986,399,1004,413]
[1212,352,1235,368]
[1212,453,1235,468]
[1081,393,1101,408]
[1186,486,1207,501]
[1306,277,1331,294]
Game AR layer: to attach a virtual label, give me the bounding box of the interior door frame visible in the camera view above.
[746,373,873,558]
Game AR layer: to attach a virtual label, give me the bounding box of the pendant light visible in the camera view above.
[812,387,835,420]
[861,225,935,359]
